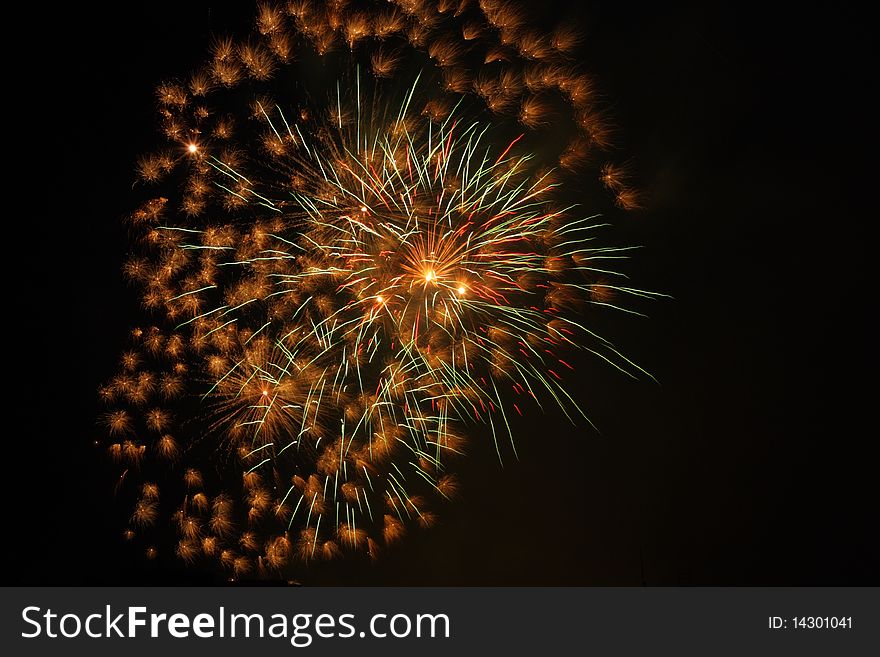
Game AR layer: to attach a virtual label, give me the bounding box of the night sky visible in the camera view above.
[9,2,874,585]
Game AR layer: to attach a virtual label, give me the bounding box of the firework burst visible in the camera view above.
[100,0,660,579]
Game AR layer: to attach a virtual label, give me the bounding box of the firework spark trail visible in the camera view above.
[100,0,661,578]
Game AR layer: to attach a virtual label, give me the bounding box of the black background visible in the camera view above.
[9,1,874,585]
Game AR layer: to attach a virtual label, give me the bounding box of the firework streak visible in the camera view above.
[99,0,660,578]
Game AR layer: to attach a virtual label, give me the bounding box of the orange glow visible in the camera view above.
[187,143,198,153]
